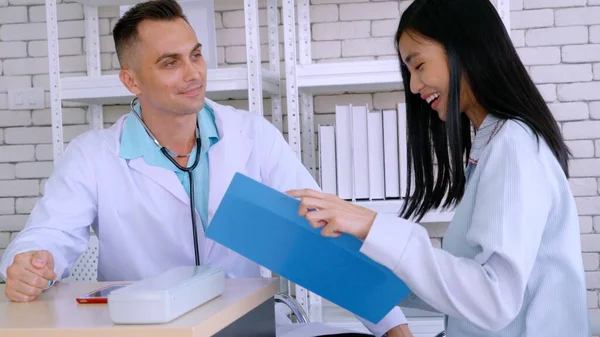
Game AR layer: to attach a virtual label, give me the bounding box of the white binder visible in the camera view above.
[397,103,409,197]
[367,110,385,200]
[351,105,370,200]
[335,105,353,200]
[382,109,400,198]
[318,125,337,195]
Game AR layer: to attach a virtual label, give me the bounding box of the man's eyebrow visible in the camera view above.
[190,43,202,53]
[155,43,203,64]
[155,52,178,64]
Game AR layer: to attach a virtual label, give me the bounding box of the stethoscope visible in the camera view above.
[130,97,202,266]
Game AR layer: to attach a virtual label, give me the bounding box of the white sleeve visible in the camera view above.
[0,137,98,282]
[356,306,408,337]
[399,292,440,313]
[359,137,550,332]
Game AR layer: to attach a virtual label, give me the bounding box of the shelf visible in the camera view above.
[60,68,280,105]
[296,60,403,94]
[353,200,454,223]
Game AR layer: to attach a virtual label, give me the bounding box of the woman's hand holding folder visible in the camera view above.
[287,189,377,241]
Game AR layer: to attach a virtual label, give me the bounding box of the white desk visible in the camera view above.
[0,278,279,337]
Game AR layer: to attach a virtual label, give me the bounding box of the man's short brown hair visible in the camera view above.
[112,0,189,67]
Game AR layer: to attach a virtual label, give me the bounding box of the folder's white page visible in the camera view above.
[367,110,385,200]
[383,109,400,198]
[318,125,337,195]
[352,105,370,200]
[335,105,353,200]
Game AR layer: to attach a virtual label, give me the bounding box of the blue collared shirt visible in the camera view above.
[120,102,220,231]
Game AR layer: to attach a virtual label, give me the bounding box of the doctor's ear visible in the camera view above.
[119,68,142,96]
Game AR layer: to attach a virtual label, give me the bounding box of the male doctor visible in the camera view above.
[0,1,411,336]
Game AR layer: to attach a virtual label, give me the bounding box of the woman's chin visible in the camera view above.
[436,110,447,121]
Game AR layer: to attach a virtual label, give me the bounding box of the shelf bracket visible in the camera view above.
[283,0,310,317]
[267,0,283,133]
[84,5,104,131]
[297,0,316,179]
[282,0,301,157]
[297,0,311,65]
[46,0,64,165]
[244,0,264,115]
[301,93,316,178]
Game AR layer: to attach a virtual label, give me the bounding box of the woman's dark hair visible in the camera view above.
[396,0,570,221]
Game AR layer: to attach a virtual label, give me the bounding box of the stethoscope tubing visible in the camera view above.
[130,97,202,266]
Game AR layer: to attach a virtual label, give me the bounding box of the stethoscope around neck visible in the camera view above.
[130,97,202,266]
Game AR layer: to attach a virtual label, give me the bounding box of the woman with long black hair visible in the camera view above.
[288,0,589,336]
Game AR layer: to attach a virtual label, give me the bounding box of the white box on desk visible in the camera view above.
[108,266,225,324]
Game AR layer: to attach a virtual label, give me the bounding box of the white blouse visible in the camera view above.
[361,115,589,336]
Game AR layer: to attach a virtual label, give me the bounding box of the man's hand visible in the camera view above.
[5,250,56,302]
[386,324,414,337]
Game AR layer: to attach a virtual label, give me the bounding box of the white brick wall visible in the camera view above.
[310,4,338,23]
[339,2,399,21]
[548,102,589,121]
[591,26,600,43]
[511,9,554,29]
[527,26,589,46]
[555,6,600,25]
[524,0,586,9]
[0,0,599,319]
[0,6,27,24]
[582,216,594,233]
[563,44,600,63]
[571,178,598,195]
[516,46,561,65]
[530,64,593,83]
[29,3,83,22]
[312,21,371,41]
[0,198,14,215]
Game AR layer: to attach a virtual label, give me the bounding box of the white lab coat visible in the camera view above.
[0,99,405,336]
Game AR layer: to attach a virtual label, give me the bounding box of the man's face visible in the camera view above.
[122,18,207,117]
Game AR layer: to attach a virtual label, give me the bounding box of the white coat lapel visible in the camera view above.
[204,100,253,261]
[128,158,191,206]
[108,115,191,207]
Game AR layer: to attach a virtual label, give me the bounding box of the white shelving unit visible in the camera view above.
[281,0,512,330]
[59,69,281,104]
[297,59,403,94]
[46,0,283,162]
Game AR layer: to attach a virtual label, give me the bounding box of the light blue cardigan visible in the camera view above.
[361,114,590,336]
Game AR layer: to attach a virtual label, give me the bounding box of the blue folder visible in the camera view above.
[205,173,411,323]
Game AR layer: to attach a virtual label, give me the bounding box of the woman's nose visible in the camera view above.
[410,74,424,95]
